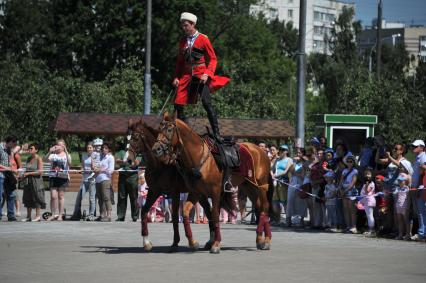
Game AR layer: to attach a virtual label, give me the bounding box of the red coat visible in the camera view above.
[174,32,230,105]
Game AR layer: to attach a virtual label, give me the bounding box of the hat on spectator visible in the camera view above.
[279,144,289,151]
[375,175,385,182]
[324,147,334,154]
[323,171,335,178]
[93,138,103,146]
[180,12,197,24]
[310,137,320,146]
[397,173,409,181]
[412,140,425,147]
[344,154,356,165]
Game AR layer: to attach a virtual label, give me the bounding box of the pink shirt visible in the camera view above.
[395,186,409,210]
[360,181,376,207]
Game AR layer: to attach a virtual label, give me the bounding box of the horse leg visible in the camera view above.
[169,192,181,253]
[182,194,199,251]
[141,189,160,251]
[210,195,222,254]
[199,196,214,250]
[257,190,271,250]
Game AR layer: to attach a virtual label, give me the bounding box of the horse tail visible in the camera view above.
[220,189,236,214]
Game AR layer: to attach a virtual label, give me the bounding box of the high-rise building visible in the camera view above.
[251,0,355,54]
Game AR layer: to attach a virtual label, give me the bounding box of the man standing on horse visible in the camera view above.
[172,12,230,142]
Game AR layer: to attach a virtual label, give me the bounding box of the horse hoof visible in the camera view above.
[144,241,153,252]
[189,241,199,251]
[260,242,270,250]
[256,242,265,250]
[204,241,213,250]
[210,246,220,254]
[168,245,178,253]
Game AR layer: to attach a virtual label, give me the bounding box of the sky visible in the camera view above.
[341,0,426,27]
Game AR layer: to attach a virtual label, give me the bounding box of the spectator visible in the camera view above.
[21,143,46,222]
[358,137,375,175]
[310,148,326,229]
[394,173,411,240]
[410,140,426,242]
[115,141,140,222]
[258,142,268,154]
[334,157,347,230]
[359,169,376,236]
[10,145,22,217]
[310,137,321,153]
[375,175,393,235]
[0,136,18,221]
[323,171,338,232]
[319,136,327,150]
[69,142,96,221]
[334,142,352,160]
[95,143,115,222]
[269,145,278,166]
[339,155,358,233]
[220,188,238,224]
[137,171,148,209]
[373,135,388,173]
[286,148,307,227]
[302,146,315,227]
[45,139,71,221]
[271,145,292,224]
[378,143,413,236]
[323,148,336,172]
[194,201,208,224]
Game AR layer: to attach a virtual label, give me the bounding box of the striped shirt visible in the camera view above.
[0,143,11,178]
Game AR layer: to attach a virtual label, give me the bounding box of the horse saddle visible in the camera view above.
[203,132,240,170]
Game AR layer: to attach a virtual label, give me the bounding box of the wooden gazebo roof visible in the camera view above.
[51,112,294,139]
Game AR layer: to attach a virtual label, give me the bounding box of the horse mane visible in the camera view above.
[175,118,202,142]
[143,123,159,141]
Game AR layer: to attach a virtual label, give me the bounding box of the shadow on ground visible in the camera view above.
[79,245,257,254]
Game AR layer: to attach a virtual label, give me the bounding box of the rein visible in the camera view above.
[158,120,210,175]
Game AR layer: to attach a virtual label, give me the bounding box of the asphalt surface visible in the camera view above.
[1,191,425,283]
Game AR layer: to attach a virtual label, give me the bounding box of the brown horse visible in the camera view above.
[127,118,214,252]
[152,112,272,253]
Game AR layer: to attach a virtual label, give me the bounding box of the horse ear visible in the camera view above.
[128,118,134,128]
[163,111,169,119]
[172,110,177,121]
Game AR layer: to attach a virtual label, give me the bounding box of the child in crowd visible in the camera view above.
[324,171,338,232]
[137,171,148,209]
[374,175,392,235]
[359,169,376,236]
[322,148,336,172]
[394,173,410,240]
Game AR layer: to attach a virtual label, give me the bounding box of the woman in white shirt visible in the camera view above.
[45,139,71,221]
[95,143,115,222]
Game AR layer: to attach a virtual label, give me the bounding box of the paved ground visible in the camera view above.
[1,192,426,283]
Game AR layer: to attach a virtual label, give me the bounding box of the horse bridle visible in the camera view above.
[126,127,149,160]
[155,120,180,164]
[156,119,209,170]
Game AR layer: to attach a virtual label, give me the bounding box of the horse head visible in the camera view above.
[127,118,158,164]
[152,111,180,165]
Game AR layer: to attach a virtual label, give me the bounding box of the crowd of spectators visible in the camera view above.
[1,134,426,243]
[266,136,426,241]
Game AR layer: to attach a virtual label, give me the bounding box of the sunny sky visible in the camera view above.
[341,0,426,27]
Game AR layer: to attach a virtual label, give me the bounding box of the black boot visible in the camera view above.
[201,86,222,142]
[174,104,188,124]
